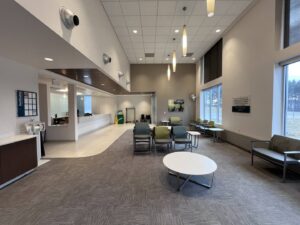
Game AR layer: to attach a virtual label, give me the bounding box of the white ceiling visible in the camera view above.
[101,0,254,64]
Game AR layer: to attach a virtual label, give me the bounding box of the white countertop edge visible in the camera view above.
[0,134,37,147]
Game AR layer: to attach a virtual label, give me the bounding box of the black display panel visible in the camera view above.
[204,39,223,83]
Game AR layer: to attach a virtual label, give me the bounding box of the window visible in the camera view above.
[84,96,92,114]
[284,0,300,47]
[284,61,300,139]
[202,84,222,124]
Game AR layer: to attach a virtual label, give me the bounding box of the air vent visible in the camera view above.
[145,53,155,57]
[186,52,194,57]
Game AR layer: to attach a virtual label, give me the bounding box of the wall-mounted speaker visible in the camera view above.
[103,53,112,64]
[60,7,80,30]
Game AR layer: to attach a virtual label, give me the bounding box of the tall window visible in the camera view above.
[284,61,300,139]
[202,84,222,124]
[84,96,92,114]
[284,0,300,47]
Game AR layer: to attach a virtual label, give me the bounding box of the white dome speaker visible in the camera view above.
[59,7,80,30]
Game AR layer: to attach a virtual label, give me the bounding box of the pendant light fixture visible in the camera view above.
[167,64,171,81]
[207,0,215,17]
[182,7,188,57]
[182,25,187,57]
[172,51,176,72]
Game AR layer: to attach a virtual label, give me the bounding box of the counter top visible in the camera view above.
[0,134,36,147]
[78,114,111,123]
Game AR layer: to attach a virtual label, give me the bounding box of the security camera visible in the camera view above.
[103,53,112,64]
[60,7,80,30]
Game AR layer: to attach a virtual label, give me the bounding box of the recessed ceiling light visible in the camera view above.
[133,30,138,34]
[101,83,105,86]
[44,57,53,62]
[83,75,89,78]
[174,29,179,33]
[216,29,221,33]
[166,57,169,61]
[192,57,196,61]
[139,57,143,61]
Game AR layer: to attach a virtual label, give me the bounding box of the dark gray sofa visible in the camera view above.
[251,135,300,182]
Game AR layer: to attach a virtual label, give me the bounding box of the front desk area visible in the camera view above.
[37,74,155,157]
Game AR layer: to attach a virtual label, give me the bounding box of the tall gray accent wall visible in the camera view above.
[130,64,196,125]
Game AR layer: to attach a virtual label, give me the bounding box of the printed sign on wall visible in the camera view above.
[232,96,251,113]
[16,90,38,117]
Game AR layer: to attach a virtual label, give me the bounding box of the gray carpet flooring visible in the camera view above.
[1,130,300,225]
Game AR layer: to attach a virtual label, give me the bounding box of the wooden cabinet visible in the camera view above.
[0,138,37,187]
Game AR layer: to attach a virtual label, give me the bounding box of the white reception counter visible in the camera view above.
[78,114,112,136]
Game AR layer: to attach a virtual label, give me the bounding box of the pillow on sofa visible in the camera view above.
[269,135,300,159]
[269,135,290,153]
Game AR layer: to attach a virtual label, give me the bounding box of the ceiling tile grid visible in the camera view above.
[101,0,253,64]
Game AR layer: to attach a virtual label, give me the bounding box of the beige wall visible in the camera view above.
[196,0,300,142]
[92,96,117,122]
[116,95,152,122]
[130,64,196,125]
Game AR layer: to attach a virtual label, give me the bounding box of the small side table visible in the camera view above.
[187,131,201,149]
[160,120,169,126]
[209,128,224,142]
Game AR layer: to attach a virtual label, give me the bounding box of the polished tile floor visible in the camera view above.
[44,124,134,158]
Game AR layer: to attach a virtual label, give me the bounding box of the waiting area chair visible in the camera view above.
[153,126,172,153]
[133,122,151,153]
[172,126,192,151]
[169,116,182,126]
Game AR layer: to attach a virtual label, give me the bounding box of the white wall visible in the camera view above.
[15,0,130,90]
[0,56,39,138]
[116,95,152,122]
[92,96,117,122]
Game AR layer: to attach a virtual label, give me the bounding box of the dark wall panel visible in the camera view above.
[204,39,223,83]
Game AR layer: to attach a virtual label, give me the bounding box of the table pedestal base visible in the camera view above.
[168,171,215,191]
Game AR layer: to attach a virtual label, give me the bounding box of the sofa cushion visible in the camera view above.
[253,148,299,163]
[269,135,300,159]
[170,116,181,123]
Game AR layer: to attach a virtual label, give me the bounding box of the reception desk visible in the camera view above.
[0,135,37,189]
[78,114,112,136]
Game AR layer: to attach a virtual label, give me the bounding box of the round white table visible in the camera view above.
[163,152,217,191]
[208,128,224,142]
[187,131,201,149]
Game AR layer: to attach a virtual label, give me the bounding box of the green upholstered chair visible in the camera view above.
[153,126,172,152]
[133,122,151,153]
[172,126,192,151]
[169,116,182,126]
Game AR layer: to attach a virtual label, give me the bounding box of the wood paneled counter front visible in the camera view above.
[0,135,37,189]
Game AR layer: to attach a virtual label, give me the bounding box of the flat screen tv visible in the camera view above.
[204,39,223,83]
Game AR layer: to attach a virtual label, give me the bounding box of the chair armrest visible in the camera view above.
[251,140,270,150]
[284,151,300,155]
[250,140,270,143]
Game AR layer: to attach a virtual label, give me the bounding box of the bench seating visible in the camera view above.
[251,135,300,182]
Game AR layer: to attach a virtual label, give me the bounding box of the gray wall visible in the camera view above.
[130,64,196,125]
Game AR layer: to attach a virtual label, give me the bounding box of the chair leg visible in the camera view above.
[251,152,254,165]
[283,164,287,182]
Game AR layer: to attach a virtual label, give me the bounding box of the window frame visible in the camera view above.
[201,84,222,124]
[284,0,291,48]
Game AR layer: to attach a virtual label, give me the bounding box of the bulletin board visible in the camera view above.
[16,90,38,117]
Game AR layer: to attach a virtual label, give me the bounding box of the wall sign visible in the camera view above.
[16,90,38,117]
[232,97,251,113]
